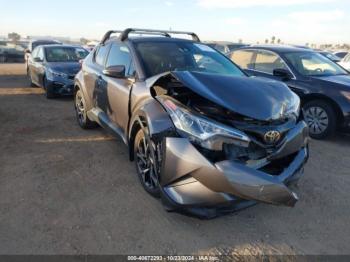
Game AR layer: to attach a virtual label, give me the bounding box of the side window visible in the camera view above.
[37,48,44,61]
[254,50,288,74]
[214,44,226,53]
[106,43,134,76]
[230,50,254,69]
[31,48,39,58]
[94,44,110,66]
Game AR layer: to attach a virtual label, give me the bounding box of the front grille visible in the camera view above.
[259,152,298,176]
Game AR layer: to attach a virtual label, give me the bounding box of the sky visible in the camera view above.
[0,0,349,44]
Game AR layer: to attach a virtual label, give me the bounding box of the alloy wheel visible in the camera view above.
[135,134,158,190]
[304,106,329,135]
[75,91,85,124]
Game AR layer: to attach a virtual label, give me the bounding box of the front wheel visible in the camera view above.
[43,76,55,99]
[134,129,160,198]
[303,100,337,139]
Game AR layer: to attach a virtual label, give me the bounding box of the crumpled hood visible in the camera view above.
[313,74,350,88]
[170,71,299,121]
[47,62,81,75]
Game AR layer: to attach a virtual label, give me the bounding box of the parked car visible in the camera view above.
[0,42,25,63]
[25,39,61,69]
[229,45,350,139]
[27,45,89,98]
[338,53,350,71]
[334,51,349,59]
[205,41,248,54]
[318,51,341,63]
[74,29,308,218]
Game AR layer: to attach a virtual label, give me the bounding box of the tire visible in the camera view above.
[43,76,55,99]
[303,100,337,139]
[134,129,161,198]
[74,89,97,129]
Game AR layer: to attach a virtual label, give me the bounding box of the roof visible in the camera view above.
[243,45,313,53]
[30,39,61,44]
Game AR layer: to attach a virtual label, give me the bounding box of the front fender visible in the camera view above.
[128,99,175,160]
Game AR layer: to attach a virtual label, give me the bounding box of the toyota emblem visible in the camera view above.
[264,131,281,144]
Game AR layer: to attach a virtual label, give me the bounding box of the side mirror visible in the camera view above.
[273,68,292,80]
[103,65,126,78]
[34,57,43,63]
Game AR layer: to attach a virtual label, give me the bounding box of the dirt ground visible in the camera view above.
[0,63,350,256]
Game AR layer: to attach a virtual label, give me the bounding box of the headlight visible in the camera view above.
[341,91,350,101]
[285,94,301,119]
[158,96,250,150]
[47,68,68,79]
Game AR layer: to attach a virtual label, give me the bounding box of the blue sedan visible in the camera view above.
[27,45,89,98]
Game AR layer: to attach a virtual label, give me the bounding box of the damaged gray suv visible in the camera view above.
[74,29,309,218]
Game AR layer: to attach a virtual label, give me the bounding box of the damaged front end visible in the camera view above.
[150,71,309,217]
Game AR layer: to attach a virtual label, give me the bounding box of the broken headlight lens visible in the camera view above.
[158,97,250,150]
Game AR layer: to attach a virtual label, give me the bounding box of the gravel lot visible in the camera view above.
[0,63,350,256]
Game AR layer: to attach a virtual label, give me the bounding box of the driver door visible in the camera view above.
[101,43,135,131]
[30,47,45,85]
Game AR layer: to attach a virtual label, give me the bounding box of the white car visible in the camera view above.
[339,53,350,71]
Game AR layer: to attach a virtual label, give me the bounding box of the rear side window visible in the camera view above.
[254,50,288,74]
[214,44,226,53]
[230,50,254,69]
[31,48,39,58]
[95,44,110,66]
[106,43,134,76]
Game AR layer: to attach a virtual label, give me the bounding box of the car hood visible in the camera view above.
[313,74,350,87]
[47,62,81,75]
[168,71,298,121]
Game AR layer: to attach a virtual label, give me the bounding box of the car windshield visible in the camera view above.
[45,47,89,62]
[285,51,348,77]
[321,52,340,61]
[134,41,245,78]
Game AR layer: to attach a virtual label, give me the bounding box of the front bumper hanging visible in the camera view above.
[159,121,309,211]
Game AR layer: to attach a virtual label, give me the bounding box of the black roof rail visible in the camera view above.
[119,28,201,42]
[101,30,123,45]
[101,30,173,45]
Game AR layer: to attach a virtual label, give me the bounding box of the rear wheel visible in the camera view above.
[74,89,97,129]
[303,100,337,139]
[134,129,160,198]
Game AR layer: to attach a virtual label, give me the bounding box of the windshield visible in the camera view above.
[285,51,348,77]
[45,47,89,62]
[134,41,245,78]
[321,52,340,61]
